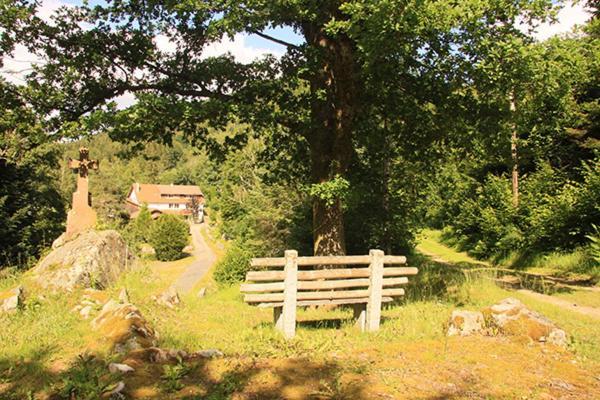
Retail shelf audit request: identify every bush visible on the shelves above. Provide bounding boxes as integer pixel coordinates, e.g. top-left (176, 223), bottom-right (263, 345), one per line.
top-left (213, 242), bottom-right (252, 286)
top-left (149, 214), bottom-right (189, 261)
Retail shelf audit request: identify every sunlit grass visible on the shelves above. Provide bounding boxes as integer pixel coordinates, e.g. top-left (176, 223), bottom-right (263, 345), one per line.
top-left (416, 228), bottom-right (487, 265)
top-left (1, 227), bottom-right (599, 398)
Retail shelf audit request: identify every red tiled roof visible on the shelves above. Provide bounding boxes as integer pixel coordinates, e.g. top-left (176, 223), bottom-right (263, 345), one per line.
top-left (128, 183), bottom-right (204, 205)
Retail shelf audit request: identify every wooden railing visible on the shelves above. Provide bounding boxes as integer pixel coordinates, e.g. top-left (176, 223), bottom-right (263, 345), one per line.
top-left (241, 249), bottom-right (418, 339)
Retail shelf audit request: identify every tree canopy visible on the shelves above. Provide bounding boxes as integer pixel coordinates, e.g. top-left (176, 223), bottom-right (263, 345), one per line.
top-left (2, 0), bottom-right (577, 256)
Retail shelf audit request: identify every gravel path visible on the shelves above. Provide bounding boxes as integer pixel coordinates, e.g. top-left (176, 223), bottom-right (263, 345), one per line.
top-left (173, 224), bottom-right (217, 293)
top-left (517, 289), bottom-right (600, 320)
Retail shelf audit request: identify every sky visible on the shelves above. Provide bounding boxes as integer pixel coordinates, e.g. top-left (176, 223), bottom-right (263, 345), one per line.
top-left (0, 0), bottom-right (592, 108)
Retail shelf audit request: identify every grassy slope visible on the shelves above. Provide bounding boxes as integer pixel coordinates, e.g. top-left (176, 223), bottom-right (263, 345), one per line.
top-left (1, 229), bottom-right (600, 399)
top-left (418, 228), bottom-right (600, 308)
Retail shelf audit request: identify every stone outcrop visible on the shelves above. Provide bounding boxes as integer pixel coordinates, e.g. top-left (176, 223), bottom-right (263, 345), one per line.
top-left (485, 297), bottom-right (568, 347)
top-left (72, 289), bottom-right (110, 319)
top-left (92, 300), bottom-right (157, 353)
top-left (447, 298), bottom-right (568, 347)
top-left (447, 310), bottom-right (485, 336)
top-left (153, 286), bottom-right (181, 309)
top-left (32, 230), bottom-right (134, 291)
top-left (126, 347), bottom-right (223, 364)
top-left (0, 286), bottom-right (23, 313)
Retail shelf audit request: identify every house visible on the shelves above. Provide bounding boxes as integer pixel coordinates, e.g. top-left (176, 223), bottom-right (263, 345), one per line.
top-left (126, 183), bottom-right (205, 222)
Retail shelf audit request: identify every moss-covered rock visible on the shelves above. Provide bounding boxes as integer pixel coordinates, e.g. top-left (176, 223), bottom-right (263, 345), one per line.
top-left (91, 300), bottom-right (157, 353)
top-left (32, 230), bottom-right (135, 291)
top-left (484, 297), bottom-right (568, 347)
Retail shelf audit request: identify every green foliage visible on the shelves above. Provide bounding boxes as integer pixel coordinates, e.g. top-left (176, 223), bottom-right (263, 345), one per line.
top-left (424, 156), bottom-right (600, 264)
top-left (213, 242), bottom-right (252, 286)
top-left (307, 176), bottom-right (350, 207)
top-left (586, 225), bottom-right (600, 265)
top-left (149, 215), bottom-right (189, 261)
top-left (123, 204), bottom-right (153, 252)
top-left (0, 80), bottom-right (66, 269)
top-left (160, 357), bottom-right (192, 393)
top-left (55, 354), bottom-right (117, 400)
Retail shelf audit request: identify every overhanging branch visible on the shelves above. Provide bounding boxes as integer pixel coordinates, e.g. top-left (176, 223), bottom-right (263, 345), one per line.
top-left (249, 30), bottom-right (301, 50)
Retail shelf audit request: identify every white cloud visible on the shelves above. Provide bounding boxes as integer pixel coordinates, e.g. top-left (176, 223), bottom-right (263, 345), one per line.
top-left (155, 32), bottom-right (283, 63)
top-left (201, 33), bottom-right (283, 63)
top-left (1, 0), bottom-right (70, 84)
top-left (519, 1), bottom-right (592, 41)
top-left (112, 92), bottom-right (137, 110)
top-left (1, 44), bottom-right (44, 85)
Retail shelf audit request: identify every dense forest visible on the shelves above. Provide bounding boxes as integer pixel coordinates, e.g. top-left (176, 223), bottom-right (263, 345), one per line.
top-left (0, 0), bottom-right (598, 277)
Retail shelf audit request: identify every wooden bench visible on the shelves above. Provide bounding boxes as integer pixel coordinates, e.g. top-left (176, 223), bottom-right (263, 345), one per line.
top-left (240, 249), bottom-right (418, 338)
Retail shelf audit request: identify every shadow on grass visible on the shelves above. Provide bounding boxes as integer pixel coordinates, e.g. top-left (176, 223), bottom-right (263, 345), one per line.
top-left (0, 347), bottom-right (371, 399)
top-left (0, 346), bottom-right (56, 398)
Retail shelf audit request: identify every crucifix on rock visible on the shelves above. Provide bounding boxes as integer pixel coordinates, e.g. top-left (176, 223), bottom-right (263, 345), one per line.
top-left (66, 147), bottom-right (99, 238)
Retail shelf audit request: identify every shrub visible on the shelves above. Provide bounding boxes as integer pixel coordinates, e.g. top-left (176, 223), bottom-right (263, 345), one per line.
top-left (213, 242), bottom-right (252, 286)
top-left (149, 214), bottom-right (189, 261)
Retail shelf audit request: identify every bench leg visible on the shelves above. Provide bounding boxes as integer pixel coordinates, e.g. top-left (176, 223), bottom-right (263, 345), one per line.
top-left (274, 306), bottom-right (283, 332)
top-left (353, 304), bottom-right (366, 332)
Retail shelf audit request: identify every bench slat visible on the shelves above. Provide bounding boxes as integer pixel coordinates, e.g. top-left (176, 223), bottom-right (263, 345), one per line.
top-left (244, 288), bottom-right (405, 303)
top-left (245, 267), bottom-right (418, 282)
top-left (251, 255), bottom-right (407, 267)
top-left (256, 296), bottom-right (395, 308)
top-left (241, 276), bottom-right (409, 293)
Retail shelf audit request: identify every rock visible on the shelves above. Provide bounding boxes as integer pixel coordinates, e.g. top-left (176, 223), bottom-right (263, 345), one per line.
top-left (32, 230), bottom-right (135, 291)
top-left (154, 287), bottom-right (180, 309)
top-left (82, 288), bottom-right (110, 304)
top-left (91, 300), bottom-right (157, 353)
top-left (108, 363), bottom-right (135, 374)
top-left (128, 347), bottom-right (222, 364)
top-left (118, 288), bottom-right (129, 304)
top-left (80, 305), bottom-right (93, 319)
top-left (102, 381), bottom-right (125, 398)
top-left (447, 310), bottom-right (485, 336)
top-left (485, 298), bottom-right (568, 347)
top-left (197, 287), bottom-right (206, 298)
top-left (140, 243), bottom-right (155, 256)
top-left (142, 347), bottom-right (188, 363)
top-left (183, 245), bottom-right (194, 253)
top-left (190, 349), bottom-right (224, 359)
top-left (0, 286), bottom-right (23, 313)
top-left (51, 232), bottom-right (68, 249)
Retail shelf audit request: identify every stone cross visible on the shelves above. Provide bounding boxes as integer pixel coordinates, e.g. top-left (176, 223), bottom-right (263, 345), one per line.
top-left (66, 147), bottom-right (99, 238)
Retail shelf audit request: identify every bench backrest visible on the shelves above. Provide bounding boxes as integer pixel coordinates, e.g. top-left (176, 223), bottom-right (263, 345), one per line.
top-left (241, 250), bottom-right (418, 307)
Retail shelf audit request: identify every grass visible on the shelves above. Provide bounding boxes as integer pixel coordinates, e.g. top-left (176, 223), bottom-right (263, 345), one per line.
top-left (416, 229), bottom-right (487, 266)
top-left (553, 289), bottom-right (600, 309)
top-left (1, 227), bottom-right (599, 398)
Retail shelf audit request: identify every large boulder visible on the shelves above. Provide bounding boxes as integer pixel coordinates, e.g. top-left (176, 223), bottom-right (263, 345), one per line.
top-left (485, 297), bottom-right (568, 347)
top-left (32, 230), bottom-right (134, 291)
top-left (91, 300), bottom-right (157, 353)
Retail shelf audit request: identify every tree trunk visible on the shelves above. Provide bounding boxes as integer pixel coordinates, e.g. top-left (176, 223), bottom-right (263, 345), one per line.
top-left (382, 117), bottom-right (392, 255)
top-left (510, 94), bottom-right (519, 207)
top-left (304, 22), bottom-right (359, 256)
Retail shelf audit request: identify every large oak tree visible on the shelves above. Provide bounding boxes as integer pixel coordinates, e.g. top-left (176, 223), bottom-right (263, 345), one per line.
top-left (1, 0), bottom-right (557, 255)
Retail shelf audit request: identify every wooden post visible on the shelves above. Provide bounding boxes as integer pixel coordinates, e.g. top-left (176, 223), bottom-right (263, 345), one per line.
top-left (353, 304), bottom-right (366, 331)
top-left (279, 250), bottom-right (298, 339)
top-left (366, 249), bottom-right (384, 332)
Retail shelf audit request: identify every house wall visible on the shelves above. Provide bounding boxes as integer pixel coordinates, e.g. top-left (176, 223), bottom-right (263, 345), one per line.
top-left (148, 202), bottom-right (184, 210)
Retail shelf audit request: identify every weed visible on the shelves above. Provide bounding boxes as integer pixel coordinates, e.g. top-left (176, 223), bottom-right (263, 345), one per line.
top-left (55, 353), bottom-right (117, 400)
top-left (205, 368), bottom-right (246, 400)
top-left (160, 357), bottom-right (193, 393)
